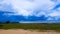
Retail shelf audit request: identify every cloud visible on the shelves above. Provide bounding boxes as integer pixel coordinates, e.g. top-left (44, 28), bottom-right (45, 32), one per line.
top-left (0, 0), bottom-right (60, 21)
top-left (8, 0), bottom-right (55, 16)
top-left (0, 0), bottom-right (13, 12)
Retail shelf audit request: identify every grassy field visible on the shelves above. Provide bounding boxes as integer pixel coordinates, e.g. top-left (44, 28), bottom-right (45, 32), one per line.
top-left (0, 23), bottom-right (60, 32)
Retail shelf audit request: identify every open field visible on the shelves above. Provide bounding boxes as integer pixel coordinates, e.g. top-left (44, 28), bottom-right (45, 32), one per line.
top-left (0, 29), bottom-right (60, 34)
top-left (0, 23), bottom-right (60, 34)
top-left (0, 23), bottom-right (60, 32)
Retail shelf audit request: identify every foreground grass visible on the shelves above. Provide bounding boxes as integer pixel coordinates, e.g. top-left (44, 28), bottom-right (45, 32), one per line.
top-left (0, 23), bottom-right (60, 32)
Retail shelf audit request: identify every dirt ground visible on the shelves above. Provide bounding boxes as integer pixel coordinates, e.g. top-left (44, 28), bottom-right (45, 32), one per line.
top-left (0, 29), bottom-right (60, 34)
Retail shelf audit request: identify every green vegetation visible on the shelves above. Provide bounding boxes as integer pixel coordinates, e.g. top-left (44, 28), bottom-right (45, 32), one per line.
top-left (0, 21), bottom-right (60, 32)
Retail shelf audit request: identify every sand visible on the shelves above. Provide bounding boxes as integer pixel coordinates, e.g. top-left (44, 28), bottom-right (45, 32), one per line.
top-left (0, 29), bottom-right (60, 34)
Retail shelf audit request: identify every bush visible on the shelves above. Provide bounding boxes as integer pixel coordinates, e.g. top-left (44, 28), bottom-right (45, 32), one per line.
top-left (0, 24), bottom-right (3, 29)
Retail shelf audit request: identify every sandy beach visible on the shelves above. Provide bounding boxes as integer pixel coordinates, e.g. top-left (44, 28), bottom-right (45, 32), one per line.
top-left (0, 29), bottom-right (60, 34)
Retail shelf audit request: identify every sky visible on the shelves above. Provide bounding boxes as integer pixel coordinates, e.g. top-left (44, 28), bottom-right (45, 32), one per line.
top-left (0, 0), bottom-right (60, 22)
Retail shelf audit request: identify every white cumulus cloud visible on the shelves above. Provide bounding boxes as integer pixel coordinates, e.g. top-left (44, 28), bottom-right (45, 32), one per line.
top-left (8, 0), bottom-right (55, 16)
top-left (0, 0), bottom-right (60, 20)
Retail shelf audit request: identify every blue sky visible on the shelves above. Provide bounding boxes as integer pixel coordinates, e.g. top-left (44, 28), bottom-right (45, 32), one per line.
top-left (0, 0), bottom-right (60, 22)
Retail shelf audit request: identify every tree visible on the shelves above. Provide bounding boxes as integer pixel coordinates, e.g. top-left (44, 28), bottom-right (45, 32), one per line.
top-left (5, 21), bottom-right (10, 24)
